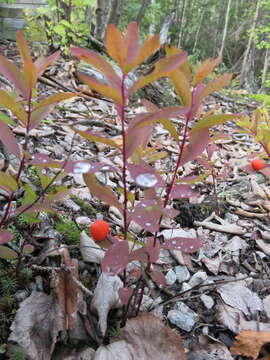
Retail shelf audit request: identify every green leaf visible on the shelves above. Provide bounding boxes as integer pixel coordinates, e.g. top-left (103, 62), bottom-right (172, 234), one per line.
top-left (0, 171), bottom-right (17, 193)
top-left (0, 245), bottom-right (18, 259)
top-left (71, 126), bottom-right (120, 148)
top-left (0, 90), bottom-right (27, 125)
top-left (191, 114), bottom-right (239, 132)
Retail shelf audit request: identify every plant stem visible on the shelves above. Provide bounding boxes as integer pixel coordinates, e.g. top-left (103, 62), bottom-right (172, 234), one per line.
top-left (120, 73), bottom-right (129, 240)
top-left (0, 90), bottom-right (33, 227)
top-left (153, 107), bottom-right (193, 247)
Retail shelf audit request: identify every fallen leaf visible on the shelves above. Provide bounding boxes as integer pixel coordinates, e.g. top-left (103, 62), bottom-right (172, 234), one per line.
top-left (91, 273), bottom-right (123, 335)
top-left (80, 231), bottom-right (104, 264)
top-left (217, 283), bottom-right (262, 315)
top-left (230, 330), bottom-right (270, 359)
top-left (94, 313), bottom-right (186, 359)
top-left (9, 291), bottom-right (63, 360)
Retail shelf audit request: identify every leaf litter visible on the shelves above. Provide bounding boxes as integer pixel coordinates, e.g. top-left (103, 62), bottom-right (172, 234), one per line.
top-left (1, 37), bottom-right (270, 360)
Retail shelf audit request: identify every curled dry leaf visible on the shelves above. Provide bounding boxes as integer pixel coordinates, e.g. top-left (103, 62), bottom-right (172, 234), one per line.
top-left (91, 273), bottom-right (123, 335)
top-left (8, 291), bottom-right (63, 360)
top-left (94, 313), bottom-right (186, 360)
top-left (80, 231), bottom-right (104, 264)
top-left (230, 330), bottom-right (270, 359)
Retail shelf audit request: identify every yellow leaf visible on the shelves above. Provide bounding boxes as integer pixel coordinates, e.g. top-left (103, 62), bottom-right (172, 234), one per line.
top-left (169, 69), bottom-right (191, 106)
top-left (198, 73), bottom-right (233, 101)
top-left (0, 90), bottom-right (27, 125)
top-left (71, 127), bottom-right (120, 148)
top-left (77, 72), bottom-right (122, 104)
top-left (193, 57), bottom-right (221, 86)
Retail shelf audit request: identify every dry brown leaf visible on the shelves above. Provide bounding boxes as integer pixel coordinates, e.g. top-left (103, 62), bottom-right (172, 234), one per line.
top-left (256, 239), bottom-right (270, 257)
top-left (8, 291), bottom-right (63, 360)
top-left (94, 313), bottom-right (186, 359)
top-left (230, 330), bottom-right (270, 359)
top-left (188, 343), bottom-right (233, 360)
top-left (91, 273), bottom-right (123, 335)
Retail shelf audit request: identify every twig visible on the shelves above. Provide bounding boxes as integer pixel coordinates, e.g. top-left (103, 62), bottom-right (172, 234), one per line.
top-left (32, 264), bottom-right (93, 296)
top-left (148, 275), bottom-right (251, 310)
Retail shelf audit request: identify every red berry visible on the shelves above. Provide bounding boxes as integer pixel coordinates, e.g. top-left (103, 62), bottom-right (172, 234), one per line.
top-left (90, 220), bottom-right (110, 242)
top-left (251, 158), bottom-right (265, 171)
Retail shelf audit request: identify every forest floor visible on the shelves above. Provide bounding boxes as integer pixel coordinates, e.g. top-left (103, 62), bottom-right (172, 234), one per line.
top-left (0, 39), bottom-right (270, 360)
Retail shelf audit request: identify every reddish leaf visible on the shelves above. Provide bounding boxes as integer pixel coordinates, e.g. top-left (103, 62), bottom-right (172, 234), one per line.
top-left (132, 106), bottom-right (188, 129)
top-left (179, 129), bottom-right (210, 166)
top-left (119, 287), bottom-right (133, 305)
top-left (125, 22), bottom-right (139, 65)
top-left (77, 72), bottom-right (122, 104)
top-left (126, 113), bottom-right (153, 158)
top-left (0, 55), bottom-right (28, 98)
top-left (64, 161), bottom-right (117, 174)
top-left (34, 51), bottom-right (60, 77)
top-left (162, 237), bottom-right (202, 253)
top-left (29, 104), bottom-right (54, 130)
top-left (0, 230), bottom-right (13, 244)
top-left (30, 153), bottom-right (60, 167)
top-left (101, 240), bottom-right (129, 275)
top-left (0, 120), bottom-right (21, 158)
top-left (71, 47), bottom-right (121, 90)
top-left (170, 184), bottom-right (199, 199)
top-left (150, 270), bottom-right (166, 286)
top-left (83, 173), bottom-right (122, 211)
top-left (128, 162), bottom-right (164, 188)
top-left (131, 200), bottom-right (163, 232)
top-left (130, 237), bottom-right (160, 263)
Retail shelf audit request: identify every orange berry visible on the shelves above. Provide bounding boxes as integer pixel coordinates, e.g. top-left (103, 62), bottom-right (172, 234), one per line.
top-left (251, 158), bottom-right (265, 171)
top-left (90, 220), bottom-right (110, 242)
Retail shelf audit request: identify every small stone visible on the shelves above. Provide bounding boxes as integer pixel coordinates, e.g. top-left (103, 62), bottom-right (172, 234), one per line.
top-left (168, 301), bottom-right (199, 331)
top-left (76, 216), bottom-right (91, 226)
top-left (165, 269), bottom-right (177, 285)
top-left (188, 271), bottom-right (207, 288)
top-left (174, 265), bottom-right (190, 283)
top-left (200, 294), bottom-right (214, 309)
top-left (181, 282), bottom-right (192, 292)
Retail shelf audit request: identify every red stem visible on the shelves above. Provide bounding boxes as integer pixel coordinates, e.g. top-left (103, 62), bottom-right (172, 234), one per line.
top-left (153, 104), bottom-right (193, 247)
top-left (120, 74), bottom-right (129, 240)
top-left (0, 90), bottom-right (33, 226)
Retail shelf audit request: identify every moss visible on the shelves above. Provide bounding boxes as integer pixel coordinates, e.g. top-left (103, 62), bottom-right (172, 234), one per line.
top-left (55, 217), bottom-right (81, 245)
top-left (70, 195), bottom-right (98, 216)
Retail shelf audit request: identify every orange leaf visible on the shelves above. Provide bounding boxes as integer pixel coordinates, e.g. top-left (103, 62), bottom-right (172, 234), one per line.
top-left (105, 24), bottom-right (127, 70)
top-left (16, 31), bottom-right (32, 65)
top-left (230, 330), bottom-right (270, 359)
top-left (125, 35), bottom-right (160, 72)
top-left (169, 69), bottom-right (191, 106)
top-left (198, 73), bottom-right (233, 101)
top-left (193, 57), bottom-right (222, 86)
top-left (129, 52), bottom-right (187, 94)
top-left (77, 72), bottom-right (122, 104)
